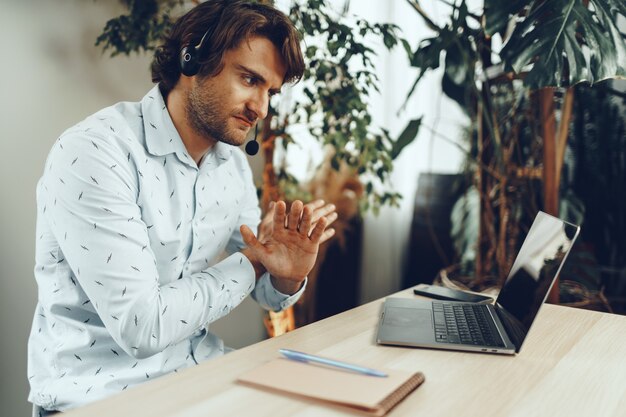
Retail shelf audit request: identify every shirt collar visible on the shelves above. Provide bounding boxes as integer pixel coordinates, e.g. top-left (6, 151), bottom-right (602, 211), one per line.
top-left (140, 84), bottom-right (233, 169)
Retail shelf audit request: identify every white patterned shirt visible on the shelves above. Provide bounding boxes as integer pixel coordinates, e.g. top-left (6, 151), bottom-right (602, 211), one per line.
top-left (28, 85), bottom-right (305, 411)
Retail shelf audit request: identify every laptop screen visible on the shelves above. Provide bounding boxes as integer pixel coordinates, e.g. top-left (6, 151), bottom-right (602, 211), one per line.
top-left (494, 211), bottom-right (580, 352)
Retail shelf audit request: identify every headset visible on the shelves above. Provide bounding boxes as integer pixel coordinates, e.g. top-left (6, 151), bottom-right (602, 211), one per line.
top-left (179, 0), bottom-right (227, 77)
top-left (179, 1), bottom-right (259, 155)
top-left (179, 29), bottom-right (212, 78)
top-left (246, 125), bottom-right (260, 155)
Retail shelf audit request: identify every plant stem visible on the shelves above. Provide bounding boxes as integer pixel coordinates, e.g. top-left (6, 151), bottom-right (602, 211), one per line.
top-left (405, 0), bottom-right (440, 32)
top-left (420, 124), bottom-right (505, 181)
top-left (437, 0), bottom-right (482, 22)
top-left (555, 88), bottom-right (574, 189)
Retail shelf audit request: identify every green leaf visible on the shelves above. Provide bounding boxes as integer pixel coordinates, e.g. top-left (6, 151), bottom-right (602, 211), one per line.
top-left (382, 30), bottom-right (398, 49)
top-left (410, 36), bottom-right (445, 69)
top-left (442, 72), bottom-right (468, 110)
top-left (401, 36), bottom-right (447, 110)
top-left (94, 0), bottom-right (183, 56)
top-left (391, 118), bottom-right (422, 160)
top-left (400, 38), bottom-right (413, 58)
top-left (484, 0), bottom-right (529, 36)
top-left (450, 186), bottom-right (480, 271)
top-left (501, 0), bottom-right (626, 88)
top-left (444, 40), bottom-right (468, 86)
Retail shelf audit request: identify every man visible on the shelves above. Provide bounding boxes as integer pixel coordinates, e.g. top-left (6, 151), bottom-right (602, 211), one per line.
top-left (28, 1), bottom-right (337, 413)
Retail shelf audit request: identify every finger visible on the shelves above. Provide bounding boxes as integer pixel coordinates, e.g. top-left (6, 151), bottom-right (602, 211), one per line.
top-left (240, 225), bottom-right (261, 250)
top-left (311, 203), bottom-right (336, 223)
top-left (308, 211), bottom-right (338, 237)
top-left (309, 216), bottom-right (328, 243)
top-left (273, 201), bottom-right (287, 232)
top-left (324, 211), bottom-right (338, 227)
top-left (299, 205), bottom-right (312, 237)
top-left (319, 227), bottom-right (336, 244)
top-left (287, 200), bottom-right (303, 231)
top-left (263, 201), bottom-right (275, 222)
top-left (305, 199), bottom-right (325, 212)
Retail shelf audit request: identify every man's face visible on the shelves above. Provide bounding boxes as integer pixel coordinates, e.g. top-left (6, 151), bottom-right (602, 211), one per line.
top-left (185, 36), bottom-right (287, 147)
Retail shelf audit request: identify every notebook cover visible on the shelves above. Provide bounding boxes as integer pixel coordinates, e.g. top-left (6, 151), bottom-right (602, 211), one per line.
top-left (237, 358), bottom-right (425, 416)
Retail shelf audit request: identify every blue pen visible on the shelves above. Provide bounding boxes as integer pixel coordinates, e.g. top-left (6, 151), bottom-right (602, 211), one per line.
top-left (279, 349), bottom-right (388, 378)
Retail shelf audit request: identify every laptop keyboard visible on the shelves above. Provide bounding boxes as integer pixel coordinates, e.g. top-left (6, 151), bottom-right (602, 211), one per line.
top-left (433, 303), bottom-right (505, 347)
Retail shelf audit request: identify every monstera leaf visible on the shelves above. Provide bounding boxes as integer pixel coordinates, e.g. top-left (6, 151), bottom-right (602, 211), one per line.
top-left (484, 0), bottom-right (528, 36)
top-left (493, 0), bottom-right (626, 88)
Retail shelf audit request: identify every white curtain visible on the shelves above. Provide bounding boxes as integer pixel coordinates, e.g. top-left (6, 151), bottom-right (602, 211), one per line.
top-left (345, 0), bottom-right (470, 303)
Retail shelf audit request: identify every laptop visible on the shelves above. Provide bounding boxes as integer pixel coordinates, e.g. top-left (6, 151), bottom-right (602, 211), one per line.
top-left (377, 211), bottom-right (580, 355)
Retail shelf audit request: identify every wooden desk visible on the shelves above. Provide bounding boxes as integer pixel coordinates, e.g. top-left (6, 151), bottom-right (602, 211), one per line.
top-left (64, 289), bottom-right (626, 417)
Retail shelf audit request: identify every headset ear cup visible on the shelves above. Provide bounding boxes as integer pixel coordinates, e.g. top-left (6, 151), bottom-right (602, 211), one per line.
top-left (180, 46), bottom-right (200, 77)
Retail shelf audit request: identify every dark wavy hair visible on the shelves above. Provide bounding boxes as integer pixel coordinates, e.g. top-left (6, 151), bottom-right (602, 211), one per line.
top-left (151, 0), bottom-right (305, 95)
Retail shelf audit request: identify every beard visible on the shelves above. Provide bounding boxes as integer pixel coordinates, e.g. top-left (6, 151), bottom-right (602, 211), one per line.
top-left (185, 79), bottom-right (255, 147)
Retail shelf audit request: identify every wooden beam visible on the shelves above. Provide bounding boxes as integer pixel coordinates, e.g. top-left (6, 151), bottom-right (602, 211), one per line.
top-left (539, 88), bottom-right (558, 215)
top-left (555, 88), bottom-right (574, 188)
top-left (538, 87), bottom-right (559, 303)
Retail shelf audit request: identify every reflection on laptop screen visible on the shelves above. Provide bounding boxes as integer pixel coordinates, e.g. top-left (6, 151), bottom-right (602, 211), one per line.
top-left (495, 212), bottom-right (580, 352)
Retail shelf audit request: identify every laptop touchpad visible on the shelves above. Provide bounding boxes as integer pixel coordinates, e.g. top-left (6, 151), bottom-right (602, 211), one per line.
top-left (383, 307), bottom-right (432, 328)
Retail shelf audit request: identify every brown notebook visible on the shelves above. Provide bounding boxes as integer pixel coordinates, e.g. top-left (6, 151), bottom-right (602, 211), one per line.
top-left (237, 358), bottom-right (425, 416)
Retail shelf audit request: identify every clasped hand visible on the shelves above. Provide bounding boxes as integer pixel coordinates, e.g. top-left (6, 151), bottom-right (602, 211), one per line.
top-left (240, 200), bottom-right (337, 294)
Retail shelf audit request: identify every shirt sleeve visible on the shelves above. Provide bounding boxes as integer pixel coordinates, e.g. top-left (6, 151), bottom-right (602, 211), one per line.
top-left (224, 152), bottom-right (306, 312)
top-left (253, 273), bottom-right (307, 311)
top-left (42, 132), bottom-right (257, 359)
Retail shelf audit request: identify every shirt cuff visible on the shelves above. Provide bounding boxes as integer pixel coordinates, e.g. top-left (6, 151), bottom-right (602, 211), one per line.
top-left (253, 272), bottom-right (307, 312)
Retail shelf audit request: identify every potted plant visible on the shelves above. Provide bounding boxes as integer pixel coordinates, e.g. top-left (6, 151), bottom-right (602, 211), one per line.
top-left (402, 0), bottom-right (626, 302)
